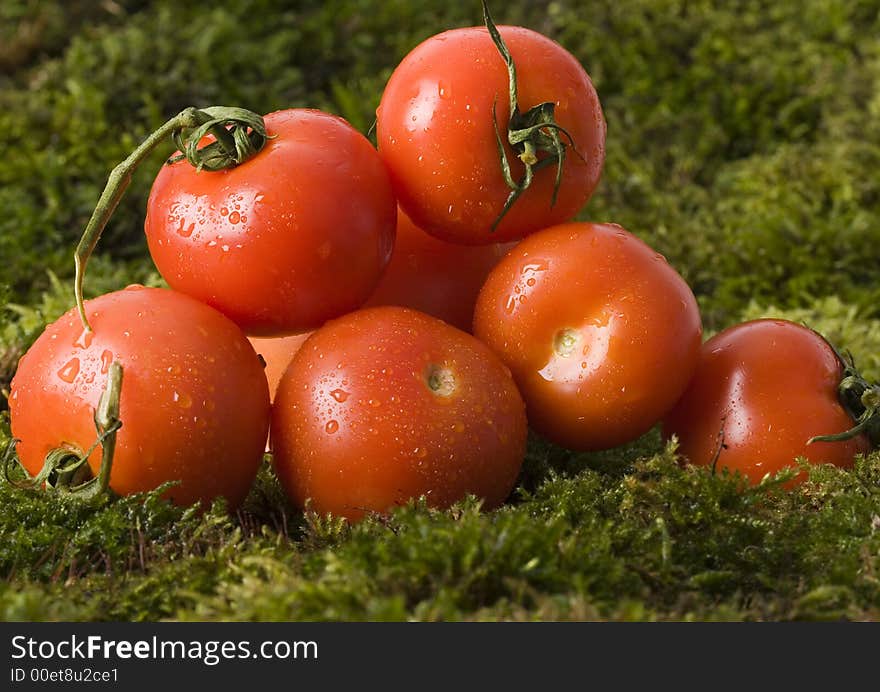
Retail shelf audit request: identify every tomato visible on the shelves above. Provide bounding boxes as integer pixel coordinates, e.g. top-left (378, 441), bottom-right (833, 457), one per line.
top-left (145, 109), bottom-right (397, 336)
top-left (271, 306), bottom-right (528, 521)
top-left (364, 208), bottom-right (514, 331)
top-left (9, 286), bottom-right (270, 507)
top-left (663, 319), bottom-right (873, 484)
top-left (473, 222), bottom-right (702, 451)
top-left (376, 22), bottom-right (605, 245)
top-left (247, 332), bottom-right (311, 401)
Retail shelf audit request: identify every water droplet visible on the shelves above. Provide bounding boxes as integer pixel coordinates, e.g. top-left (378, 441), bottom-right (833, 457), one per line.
top-left (228, 211), bottom-right (241, 224)
top-left (100, 350), bottom-right (113, 374)
top-left (173, 391), bottom-right (192, 408)
top-left (330, 388), bottom-right (349, 403)
top-left (220, 207), bottom-right (229, 216)
top-left (526, 278), bottom-right (536, 287)
top-left (57, 358), bottom-right (80, 383)
top-left (414, 447), bottom-right (428, 458)
top-left (73, 329), bottom-right (93, 349)
top-left (167, 364), bottom-right (181, 375)
top-left (368, 398), bottom-right (381, 408)
top-left (505, 295), bottom-right (517, 313)
top-left (452, 421), bottom-right (465, 433)
top-left (177, 218), bottom-right (195, 237)
top-left (325, 419), bottom-right (339, 434)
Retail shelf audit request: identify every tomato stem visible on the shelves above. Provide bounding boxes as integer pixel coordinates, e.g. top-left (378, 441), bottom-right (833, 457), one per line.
top-left (482, 0), bottom-right (580, 232)
top-left (3, 362), bottom-right (124, 502)
top-left (808, 349), bottom-right (880, 448)
top-left (74, 106), bottom-right (269, 332)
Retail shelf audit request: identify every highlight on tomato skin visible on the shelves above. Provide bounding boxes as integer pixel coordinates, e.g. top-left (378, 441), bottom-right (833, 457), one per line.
top-left (363, 207), bottom-right (515, 332)
top-left (9, 286), bottom-right (271, 509)
top-left (376, 23), bottom-right (606, 245)
top-left (662, 319), bottom-right (873, 485)
top-left (145, 108), bottom-right (397, 337)
top-left (473, 221), bottom-right (702, 452)
top-left (270, 305), bottom-right (528, 522)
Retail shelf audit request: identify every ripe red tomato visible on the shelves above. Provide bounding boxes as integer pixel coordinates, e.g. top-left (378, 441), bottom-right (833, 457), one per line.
top-left (145, 109), bottom-right (397, 336)
top-left (364, 208), bottom-right (514, 331)
top-left (271, 306), bottom-right (528, 521)
top-left (663, 319), bottom-right (872, 484)
top-left (473, 222), bottom-right (702, 451)
top-left (376, 23), bottom-right (605, 245)
top-left (9, 286), bottom-right (270, 507)
top-left (247, 332), bottom-right (311, 401)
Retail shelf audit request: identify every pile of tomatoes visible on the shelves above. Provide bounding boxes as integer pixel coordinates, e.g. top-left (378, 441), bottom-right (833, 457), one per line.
top-left (8, 5), bottom-right (878, 520)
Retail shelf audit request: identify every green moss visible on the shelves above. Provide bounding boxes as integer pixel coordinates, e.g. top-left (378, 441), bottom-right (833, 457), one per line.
top-left (3, 0), bottom-right (880, 622)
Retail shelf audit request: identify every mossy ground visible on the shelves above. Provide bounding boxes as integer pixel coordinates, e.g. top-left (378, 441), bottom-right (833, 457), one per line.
top-left (2, 0), bottom-right (880, 621)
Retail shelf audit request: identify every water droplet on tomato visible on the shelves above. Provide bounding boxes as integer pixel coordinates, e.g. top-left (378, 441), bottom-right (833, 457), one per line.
top-left (330, 389), bottom-right (349, 402)
top-left (177, 218), bottom-right (195, 237)
top-left (452, 421), bottom-right (465, 433)
top-left (228, 211), bottom-right (241, 224)
top-left (505, 296), bottom-right (517, 313)
top-left (73, 328), bottom-right (93, 350)
top-left (220, 207), bottom-right (229, 216)
top-left (57, 358), bottom-right (80, 383)
top-left (325, 419), bottom-right (339, 434)
top-left (100, 350), bottom-right (113, 374)
top-left (173, 391), bottom-right (192, 408)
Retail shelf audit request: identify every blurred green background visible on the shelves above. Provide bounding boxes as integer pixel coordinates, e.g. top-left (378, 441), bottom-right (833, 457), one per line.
top-left (2, 0), bottom-right (880, 621)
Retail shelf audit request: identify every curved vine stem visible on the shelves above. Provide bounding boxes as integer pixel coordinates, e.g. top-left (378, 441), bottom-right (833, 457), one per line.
top-left (3, 361), bottom-right (124, 503)
top-left (807, 339), bottom-right (880, 448)
top-left (74, 106), bottom-right (269, 332)
top-left (482, 0), bottom-right (583, 232)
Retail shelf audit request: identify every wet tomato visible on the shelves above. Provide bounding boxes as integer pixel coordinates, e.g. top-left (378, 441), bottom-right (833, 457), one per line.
top-left (663, 319), bottom-right (873, 484)
top-left (473, 221), bottom-right (702, 451)
top-left (364, 208), bottom-right (514, 331)
top-left (271, 306), bottom-right (527, 521)
top-left (9, 286), bottom-right (270, 507)
top-left (376, 21), bottom-right (605, 244)
top-left (145, 109), bottom-right (397, 336)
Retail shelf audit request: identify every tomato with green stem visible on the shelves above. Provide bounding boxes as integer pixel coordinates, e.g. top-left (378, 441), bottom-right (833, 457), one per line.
top-left (473, 221), bottom-right (702, 451)
top-left (663, 319), bottom-right (877, 484)
top-left (271, 306), bottom-right (528, 521)
top-left (146, 109), bottom-right (397, 335)
top-left (375, 2), bottom-right (605, 245)
top-left (73, 106), bottom-right (396, 338)
top-left (8, 286), bottom-right (270, 507)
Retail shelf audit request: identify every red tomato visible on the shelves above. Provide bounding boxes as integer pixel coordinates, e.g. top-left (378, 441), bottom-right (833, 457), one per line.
top-left (247, 332), bottom-right (311, 401)
top-left (271, 306), bottom-right (528, 521)
top-left (663, 319), bottom-right (872, 484)
top-left (9, 286), bottom-right (270, 507)
top-left (364, 208), bottom-right (514, 331)
top-left (376, 23), bottom-right (605, 245)
top-left (145, 109), bottom-right (397, 336)
top-left (473, 222), bottom-right (702, 451)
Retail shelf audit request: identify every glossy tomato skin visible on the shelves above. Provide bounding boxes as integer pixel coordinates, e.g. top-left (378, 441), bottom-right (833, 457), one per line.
top-left (364, 208), bottom-right (514, 331)
top-left (376, 26), bottom-right (605, 245)
top-left (145, 109), bottom-right (396, 336)
top-left (663, 319), bottom-right (870, 484)
top-left (9, 287), bottom-right (270, 507)
top-left (271, 306), bottom-right (528, 521)
top-left (247, 332), bottom-right (311, 402)
top-left (473, 222), bottom-right (702, 451)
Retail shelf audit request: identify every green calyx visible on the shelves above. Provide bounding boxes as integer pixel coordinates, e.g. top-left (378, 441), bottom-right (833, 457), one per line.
top-left (808, 349), bottom-right (880, 448)
top-left (4, 362), bottom-right (124, 503)
top-left (74, 106), bottom-right (269, 332)
top-left (482, 0), bottom-right (579, 232)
